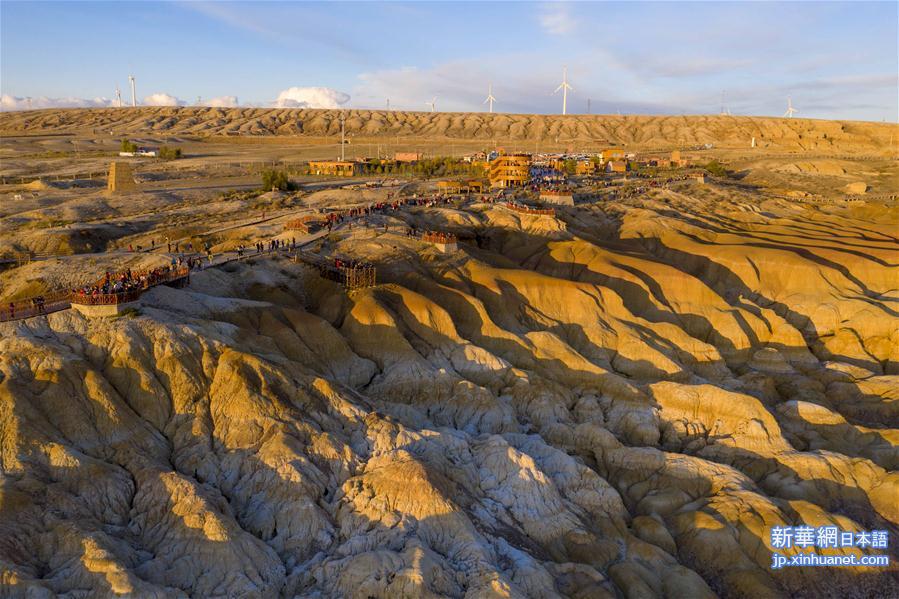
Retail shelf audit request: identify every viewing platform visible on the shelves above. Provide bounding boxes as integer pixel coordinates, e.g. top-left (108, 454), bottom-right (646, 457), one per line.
top-left (69, 266), bottom-right (190, 318)
top-left (421, 231), bottom-right (459, 253)
top-left (294, 251), bottom-right (376, 291)
top-left (70, 289), bottom-right (144, 317)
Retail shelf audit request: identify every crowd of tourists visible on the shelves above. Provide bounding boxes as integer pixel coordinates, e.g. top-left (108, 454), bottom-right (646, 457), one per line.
top-left (332, 257), bottom-right (373, 271)
top-left (72, 265), bottom-right (185, 300)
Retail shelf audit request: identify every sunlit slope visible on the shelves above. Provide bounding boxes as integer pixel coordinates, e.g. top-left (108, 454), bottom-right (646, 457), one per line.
top-left (1, 193), bottom-right (897, 597)
top-left (1, 107), bottom-right (895, 153)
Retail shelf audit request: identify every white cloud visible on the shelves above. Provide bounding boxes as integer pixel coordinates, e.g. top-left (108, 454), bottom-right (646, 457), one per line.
top-left (538, 3), bottom-right (575, 35)
top-left (0, 94), bottom-right (113, 111)
top-left (206, 95), bottom-right (240, 107)
top-left (143, 93), bottom-right (184, 107)
top-left (274, 86), bottom-right (349, 109)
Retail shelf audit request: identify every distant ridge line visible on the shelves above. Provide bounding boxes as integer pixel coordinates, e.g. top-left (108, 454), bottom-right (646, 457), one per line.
top-left (0, 107), bottom-right (893, 154)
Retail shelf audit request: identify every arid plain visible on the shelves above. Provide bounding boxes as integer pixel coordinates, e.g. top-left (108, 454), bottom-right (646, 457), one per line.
top-left (1, 108), bottom-right (897, 598)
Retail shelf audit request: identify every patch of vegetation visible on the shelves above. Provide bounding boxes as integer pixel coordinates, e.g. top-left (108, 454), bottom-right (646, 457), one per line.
top-left (114, 307), bottom-right (142, 319)
top-left (219, 189), bottom-right (263, 202)
top-left (353, 156), bottom-right (485, 178)
top-left (631, 165), bottom-right (659, 177)
top-left (22, 218), bottom-right (72, 230)
top-left (158, 146), bottom-right (183, 160)
top-left (704, 160), bottom-right (731, 177)
top-left (261, 168), bottom-right (296, 191)
top-left (121, 139), bottom-right (138, 153)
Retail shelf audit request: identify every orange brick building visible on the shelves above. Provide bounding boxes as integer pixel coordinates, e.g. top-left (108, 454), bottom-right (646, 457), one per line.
top-left (488, 153), bottom-right (531, 188)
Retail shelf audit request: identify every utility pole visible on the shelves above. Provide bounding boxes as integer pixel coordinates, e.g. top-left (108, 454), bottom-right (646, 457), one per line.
top-left (339, 111), bottom-right (346, 161)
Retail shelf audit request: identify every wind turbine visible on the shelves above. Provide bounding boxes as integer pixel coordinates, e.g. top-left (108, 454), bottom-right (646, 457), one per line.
top-left (554, 66), bottom-right (573, 115)
top-left (128, 75), bottom-right (136, 107)
top-left (720, 90), bottom-right (730, 116)
top-left (426, 97), bottom-right (437, 112)
top-left (484, 84), bottom-right (496, 113)
top-left (784, 97), bottom-right (798, 118)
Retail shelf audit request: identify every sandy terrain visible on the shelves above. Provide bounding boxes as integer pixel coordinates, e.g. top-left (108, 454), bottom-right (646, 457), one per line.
top-left (1, 107), bottom-right (896, 154)
top-left (0, 110), bottom-right (897, 598)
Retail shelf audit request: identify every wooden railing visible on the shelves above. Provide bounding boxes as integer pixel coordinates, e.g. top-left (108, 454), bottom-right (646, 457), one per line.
top-left (70, 289), bottom-right (143, 306)
top-left (87, 266), bottom-right (189, 289)
top-left (421, 231), bottom-right (458, 244)
top-left (1, 267), bottom-right (189, 322)
top-left (503, 202), bottom-right (556, 216)
top-left (1, 289), bottom-right (74, 321)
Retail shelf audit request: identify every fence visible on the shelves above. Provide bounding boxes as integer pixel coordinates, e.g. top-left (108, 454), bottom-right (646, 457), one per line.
top-left (70, 289), bottom-right (143, 306)
top-left (85, 266), bottom-right (190, 290)
top-left (1, 289), bottom-right (73, 322)
top-left (1, 171), bottom-right (108, 186)
top-left (503, 202), bottom-right (556, 216)
top-left (421, 231), bottom-right (458, 244)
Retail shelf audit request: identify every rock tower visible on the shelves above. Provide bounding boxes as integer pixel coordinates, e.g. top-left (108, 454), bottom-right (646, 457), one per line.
top-left (107, 161), bottom-right (136, 193)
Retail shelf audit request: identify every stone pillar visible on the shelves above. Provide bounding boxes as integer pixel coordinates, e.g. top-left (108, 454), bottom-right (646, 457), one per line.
top-left (107, 162), bottom-right (137, 193)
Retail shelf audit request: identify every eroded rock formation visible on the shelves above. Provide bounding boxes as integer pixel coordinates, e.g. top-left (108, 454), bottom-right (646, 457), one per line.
top-left (1, 193), bottom-right (897, 597)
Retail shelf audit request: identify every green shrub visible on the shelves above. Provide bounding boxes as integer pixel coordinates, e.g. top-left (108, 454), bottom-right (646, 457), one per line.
top-left (121, 139), bottom-right (138, 153)
top-left (704, 160), bottom-right (730, 177)
top-left (261, 168), bottom-right (294, 191)
top-left (159, 146), bottom-right (182, 160)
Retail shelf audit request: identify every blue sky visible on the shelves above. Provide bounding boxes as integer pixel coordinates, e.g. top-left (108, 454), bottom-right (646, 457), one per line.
top-left (1, 1), bottom-right (896, 121)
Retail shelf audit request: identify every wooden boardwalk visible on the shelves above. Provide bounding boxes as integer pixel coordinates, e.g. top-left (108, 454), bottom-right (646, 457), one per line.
top-left (2, 267), bottom-right (190, 322)
top-left (0, 190), bottom-right (478, 322)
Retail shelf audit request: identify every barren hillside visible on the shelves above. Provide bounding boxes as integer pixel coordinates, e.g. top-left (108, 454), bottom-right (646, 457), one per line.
top-left (1, 108), bottom-right (896, 153)
top-left (2, 185), bottom-right (898, 597)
